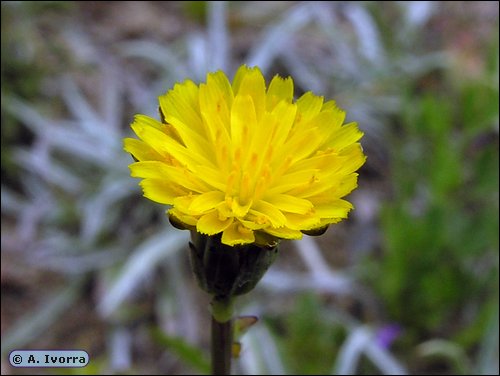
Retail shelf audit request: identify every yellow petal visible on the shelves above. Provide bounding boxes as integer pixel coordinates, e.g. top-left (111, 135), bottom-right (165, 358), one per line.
top-left (206, 70), bottom-right (234, 110)
top-left (285, 213), bottom-right (321, 230)
top-left (274, 127), bottom-right (322, 166)
top-left (239, 217), bottom-right (268, 230)
top-left (139, 178), bottom-right (187, 204)
top-left (309, 173), bottom-right (359, 201)
top-left (268, 100), bottom-right (297, 148)
top-left (191, 165), bottom-right (227, 191)
top-left (250, 201), bottom-right (286, 227)
top-left (231, 199), bottom-right (253, 218)
top-left (305, 173), bottom-right (359, 203)
top-left (296, 92), bottom-right (324, 125)
top-left (189, 191), bottom-right (225, 214)
top-left (132, 120), bottom-right (213, 171)
top-left (124, 138), bottom-right (164, 161)
top-left (173, 195), bottom-right (194, 210)
top-left (314, 199), bottom-right (353, 219)
top-left (263, 226), bottom-right (303, 239)
top-left (199, 74), bottom-right (232, 137)
top-left (313, 110), bottom-right (345, 145)
top-left (266, 169), bottom-right (319, 195)
top-left (288, 172), bottom-right (342, 199)
top-left (197, 210), bottom-right (233, 235)
top-left (277, 109), bottom-right (344, 166)
top-left (159, 80), bottom-right (205, 137)
top-left (221, 222), bottom-right (255, 246)
top-left (168, 208), bottom-right (198, 226)
top-left (265, 194), bottom-right (313, 214)
top-left (286, 151), bottom-right (344, 174)
top-left (321, 100), bottom-right (341, 112)
top-left (247, 112), bottom-right (275, 168)
top-left (317, 217), bottom-right (343, 227)
top-left (231, 94), bottom-right (257, 153)
top-left (232, 66), bottom-right (266, 120)
top-left (326, 122), bottom-right (364, 151)
top-left (129, 161), bottom-right (209, 193)
top-left (165, 115), bottom-right (215, 164)
top-left (132, 114), bottom-right (166, 132)
top-left (231, 65), bottom-right (250, 94)
top-left (335, 173), bottom-right (359, 198)
top-left (199, 83), bottom-right (233, 172)
top-left (267, 75), bottom-right (293, 110)
top-left (336, 143), bottom-right (367, 175)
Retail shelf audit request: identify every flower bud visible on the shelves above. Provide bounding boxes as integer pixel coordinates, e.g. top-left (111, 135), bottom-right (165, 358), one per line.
top-left (189, 232), bottom-right (279, 299)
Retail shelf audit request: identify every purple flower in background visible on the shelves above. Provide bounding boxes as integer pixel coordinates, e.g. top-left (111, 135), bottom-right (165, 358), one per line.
top-left (376, 324), bottom-right (402, 348)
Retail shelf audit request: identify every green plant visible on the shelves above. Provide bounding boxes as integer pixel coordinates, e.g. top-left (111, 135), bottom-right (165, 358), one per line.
top-left (375, 40), bottom-right (498, 370)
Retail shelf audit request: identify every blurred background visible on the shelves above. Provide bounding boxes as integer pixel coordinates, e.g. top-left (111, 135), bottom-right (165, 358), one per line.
top-left (1, 1), bottom-right (498, 375)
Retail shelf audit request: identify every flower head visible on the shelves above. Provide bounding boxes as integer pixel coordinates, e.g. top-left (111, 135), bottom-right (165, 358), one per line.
top-left (124, 65), bottom-right (366, 246)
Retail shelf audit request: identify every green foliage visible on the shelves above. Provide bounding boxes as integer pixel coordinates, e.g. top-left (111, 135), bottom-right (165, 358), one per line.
top-left (1, 2), bottom-right (74, 185)
top-left (275, 294), bottom-right (346, 375)
top-left (182, 1), bottom-right (208, 22)
top-left (375, 52), bottom-right (499, 343)
top-left (151, 327), bottom-right (210, 374)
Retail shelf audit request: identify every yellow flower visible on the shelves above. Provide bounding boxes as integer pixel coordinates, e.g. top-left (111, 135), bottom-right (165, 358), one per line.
top-left (124, 65), bottom-right (366, 246)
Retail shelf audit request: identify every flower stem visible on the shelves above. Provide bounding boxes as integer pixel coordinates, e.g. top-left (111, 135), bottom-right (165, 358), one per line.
top-left (211, 297), bottom-right (233, 375)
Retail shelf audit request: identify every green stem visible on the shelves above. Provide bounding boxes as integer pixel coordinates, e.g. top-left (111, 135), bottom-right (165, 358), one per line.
top-left (211, 297), bottom-right (234, 375)
top-left (211, 316), bottom-right (233, 375)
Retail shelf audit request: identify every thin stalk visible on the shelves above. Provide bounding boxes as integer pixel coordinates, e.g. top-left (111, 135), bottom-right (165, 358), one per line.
top-left (211, 316), bottom-right (233, 375)
top-left (211, 296), bottom-right (234, 375)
